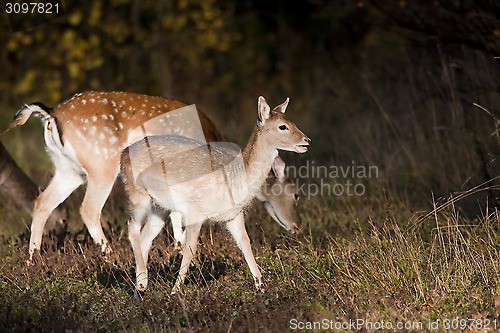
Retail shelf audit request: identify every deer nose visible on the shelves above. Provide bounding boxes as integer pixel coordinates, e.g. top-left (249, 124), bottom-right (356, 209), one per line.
top-left (288, 223), bottom-right (303, 235)
top-left (303, 136), bottom-right (311, 143)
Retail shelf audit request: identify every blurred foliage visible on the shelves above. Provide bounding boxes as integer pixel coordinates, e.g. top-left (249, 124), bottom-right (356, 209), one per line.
top-left (367, 0), bottom-right (500, 55)
top-left (3, 1), bottom-right (497, 105)
top-left (2, 0), bottom-right (238, 104)
top-left (1, 0), bottom-right (499, 215)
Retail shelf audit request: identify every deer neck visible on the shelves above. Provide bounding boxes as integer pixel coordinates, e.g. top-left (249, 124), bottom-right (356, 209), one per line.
top-left (242, 127), bottom-right (278, 200)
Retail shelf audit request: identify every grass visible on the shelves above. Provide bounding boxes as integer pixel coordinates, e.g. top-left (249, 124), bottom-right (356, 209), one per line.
top-left (0, 187), bottom-right (499, 332)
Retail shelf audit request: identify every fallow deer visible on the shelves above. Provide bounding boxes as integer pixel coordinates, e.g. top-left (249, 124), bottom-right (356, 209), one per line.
top-left (258, 157), bottom-right (302, 233)
top-left (0, 141), bottom-right (67, 235)
top-left (9, 92), bottom-right (301, 261)
top-left (121, 96), bottom-right (310, 292)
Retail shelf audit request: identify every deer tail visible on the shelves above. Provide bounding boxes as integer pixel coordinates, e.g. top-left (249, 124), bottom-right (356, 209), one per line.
top-left (2, 103), bottom-right (52, 135)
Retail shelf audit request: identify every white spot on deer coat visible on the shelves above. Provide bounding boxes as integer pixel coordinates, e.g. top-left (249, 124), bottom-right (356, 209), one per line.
top-left (75, 130), bottom-right (85, 139)
top-left (91, 115), bottom-right (98, 122)
top-left (103, 126), bottom-right (112, 134)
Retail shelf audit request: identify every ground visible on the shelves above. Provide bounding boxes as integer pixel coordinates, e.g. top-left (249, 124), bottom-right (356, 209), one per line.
top-left (0, 192), bottom-right (499, 332)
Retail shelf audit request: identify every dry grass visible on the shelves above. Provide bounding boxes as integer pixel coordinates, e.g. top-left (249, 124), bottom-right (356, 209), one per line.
top-left (0, 185), bottom-right (499, 332)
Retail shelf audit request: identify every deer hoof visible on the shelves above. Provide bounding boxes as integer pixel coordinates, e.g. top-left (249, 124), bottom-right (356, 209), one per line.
top-left (255, 278), bottom-right (265, 293)
top-left (136, 273), bottom-right (148, 292)
top-left (173, 241), bottom-right (184, 253)
top-left (136, 282), bottom-right (147, 292)
top-left (27, 248), bottom-right (39, 266)
top-left (170, 286), bottom-right (179, 295)
top-left (102, 243), bottom-right (112, 256)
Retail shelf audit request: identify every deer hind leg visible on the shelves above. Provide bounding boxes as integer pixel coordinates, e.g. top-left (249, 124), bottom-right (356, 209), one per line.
top-left (29, 170), bottom-right (84, 262)
top-left (226, 213), bottom-right (263, 291)
top-left (79, 168), bottom-right (118, 255)
top-left (171, 221), bottom-right (202, 294)
top-left (140, 213), bottom-right (165, 264)
top-left (170, 212), bottom-right (186, 252)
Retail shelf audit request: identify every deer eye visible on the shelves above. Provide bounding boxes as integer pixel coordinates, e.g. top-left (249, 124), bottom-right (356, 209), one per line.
top-left (294, 194), bottom-right (299, 201)
top-left (279, 125), bottom-right (288, 130)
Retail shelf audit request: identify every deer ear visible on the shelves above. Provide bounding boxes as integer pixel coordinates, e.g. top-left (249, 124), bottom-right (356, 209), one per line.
top-left (272, 156), bottom-right (286, 182)
top-left (272, 97), bottom-right (289, 114)
top-left (258, 96), bottom-right (271, 125)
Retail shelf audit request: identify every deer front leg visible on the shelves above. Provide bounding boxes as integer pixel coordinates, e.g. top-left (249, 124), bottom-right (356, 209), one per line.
top-left (171, 221), bottom-right (202, 294)
top-left (129, 219), bottom-right (147, 292)
top-left (128, 199), bottom-right (151, 292)
top-left (170, 212), bottom-right (185, 252)
top-left (226, 213), bottom-right (263, 292)
top-left (29, 171), bottom-right (83, 262)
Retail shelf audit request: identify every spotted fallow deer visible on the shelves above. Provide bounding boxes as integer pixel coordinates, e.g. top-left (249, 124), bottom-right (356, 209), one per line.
top-left (121, 96), bottom-right (310, 292)
top-left (0, 141), bottom-right (68, 234)
top-left (9, 91), bottom-right (302, 261)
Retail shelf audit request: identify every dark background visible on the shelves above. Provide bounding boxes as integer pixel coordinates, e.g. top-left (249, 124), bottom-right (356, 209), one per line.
top-left (1, 0), bottom-right (499, 216)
